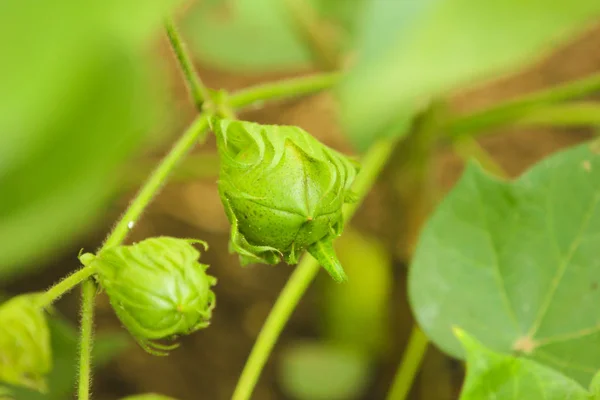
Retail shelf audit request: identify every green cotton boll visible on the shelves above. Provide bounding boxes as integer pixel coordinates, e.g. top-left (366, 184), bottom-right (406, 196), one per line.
top-left (83, 237), bottom-right (217, 356)
top-left (213, 118), bottom-right (359, 282)
top-left (0, 293), bottom-right (51, 392)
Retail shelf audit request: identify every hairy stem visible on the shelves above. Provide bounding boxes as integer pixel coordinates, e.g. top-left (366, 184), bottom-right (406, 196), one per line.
top-left (232, 138), bottom-right (397, 400)
top-left (448, 72), bottom-right (600, 137)
top-left (165, 17), bottom-right (211, 111)
top-left (39, 115), bottom-right (211, 311)
top-left (104, 115), bottom-right (210, 248)
top-left (229, 72), bottom-right (341, 110)
top-left (453, 136), bottom-right (509, 179)
top-left (77, 279), bottom-right (96, 400)
top-left (386, 326), bottom-right (429, 400)
top-left (39, 266), bottom-right (96, 308)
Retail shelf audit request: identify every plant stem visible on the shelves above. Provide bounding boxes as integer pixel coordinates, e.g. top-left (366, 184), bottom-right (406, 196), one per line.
top-left (453, 136), bottom-right (509, 179)
top-left (511, 102), bottom-right (600, 127)
top-left (448, 72), bottom-right (600, 137)
top-left (386, 326), bottom-right (429, 400)
top-left (165, 17), bottom-right (211, 112)
top-left (38, 266), bottom-right (96, 308)
top-left (229, 72), bottom-right (341, 110)
top-left (104, 114), bottom-right (210, 248)
top-left (232, 137), bottom-right (397, 400)
top-left (77, 279), bottom-right (95, 400)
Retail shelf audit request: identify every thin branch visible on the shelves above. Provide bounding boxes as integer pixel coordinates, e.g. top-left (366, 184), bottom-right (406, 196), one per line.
top-left (229, 72), bottom-right (341, 110)
top-left (165, 17), bottom-right (211, 111)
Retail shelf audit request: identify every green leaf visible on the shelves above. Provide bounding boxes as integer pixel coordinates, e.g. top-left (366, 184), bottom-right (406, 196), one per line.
top-left (455, 329), bottom-right (590, 400)
top-left (0, 386), bottom-right (13, 400)
top-left (182, 0), bottom-right (363, 73)
top-left (278, 341), bottom-right (372, 400)
top-left (0, 0), bottom-right (174, 277)
top-left (590, 370), bottom-right (600, 398)
top-left (182, 0), bottom-right (312, 72)
top-left (338, 0), bottom-right (600, 149)
top-left (8, 316), bottom-right (130, 400)
top-left (409, 142), bottom-right (600, 386)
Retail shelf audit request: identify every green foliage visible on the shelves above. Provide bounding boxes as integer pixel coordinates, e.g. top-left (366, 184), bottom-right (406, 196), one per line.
top-left (338, 0), bottom-right (600, 149)
top-left (183, 0), bottom-right (310, 72)
top-left (0, 0), bottom-right (175, 277)
top-left (279, 341), bottom-right (371, 400)
top-left (182, 0), bottom-right (363, 72)
top-left (589, 370), bottom-right (600, 398)
top-left (213, 118), bottom-right (359, 282)
top-left (409, 142), bottom-right (600, 386)
top-left (0, 387), bottom-right (11, 400)
top-left (455, 329), bottom-right (591, 400)
top-left (0, 294), bottom-right (51, 392)
top-left (87, 237), bottom-right (217, 355)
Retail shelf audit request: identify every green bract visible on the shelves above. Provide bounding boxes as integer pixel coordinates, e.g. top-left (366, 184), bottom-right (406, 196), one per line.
top-left (0, 294), bottom-right (51, 392)
top-left (82, 237), bottom-right (217, 355)
top-left (213, 118), bottom-right (359, 282)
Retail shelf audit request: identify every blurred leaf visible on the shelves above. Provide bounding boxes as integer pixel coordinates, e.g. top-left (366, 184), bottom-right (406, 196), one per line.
top-left (8, 316), bottom-right (130, 400)
top-left (323, 227), bottom-right (392, 355)
top-left (311, 0), bottom-right (367, 39)
top-left (279, 341), bottom-right (371, 400)
top-left (456, 329), bottom-right (590, 400)
top-left (409, 142), bottom-right (600, 386)
top-left (182, 0), bottom-right (364, 73)
top-left (121, 394), bottom-right (177, 400)
top-left (0, 0), bottom-right (175, 276)
top-left (338, 0), bottom-right (600, 149)
top-left (590, 370), bottom-right (600, 397)
top-left (183, 0), bottom-right (311, 72)
top-left (0, 386), bottom-right (13, 400)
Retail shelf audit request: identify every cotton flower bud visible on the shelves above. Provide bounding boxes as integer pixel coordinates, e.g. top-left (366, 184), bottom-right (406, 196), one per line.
top-left (0, 294), bottom-right (51, 392)
top-left (82, 237), bottom-right (217, 355)
top-left (213, 118), bottom-right (359, 282)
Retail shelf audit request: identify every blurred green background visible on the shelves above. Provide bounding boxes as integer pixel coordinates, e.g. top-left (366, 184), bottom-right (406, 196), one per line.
top-left (1, 0), bottom-right (599, 398)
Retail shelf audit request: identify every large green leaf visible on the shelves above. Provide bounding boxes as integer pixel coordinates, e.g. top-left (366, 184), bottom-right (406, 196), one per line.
top-left (409, 142), bottom-right (600, 386)
top-left (456, 329), bottom-right (590, 400)
top-left (338, 0), bottom-right (600, 149)
top-left (0, 0), bottom-right (175, 276)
